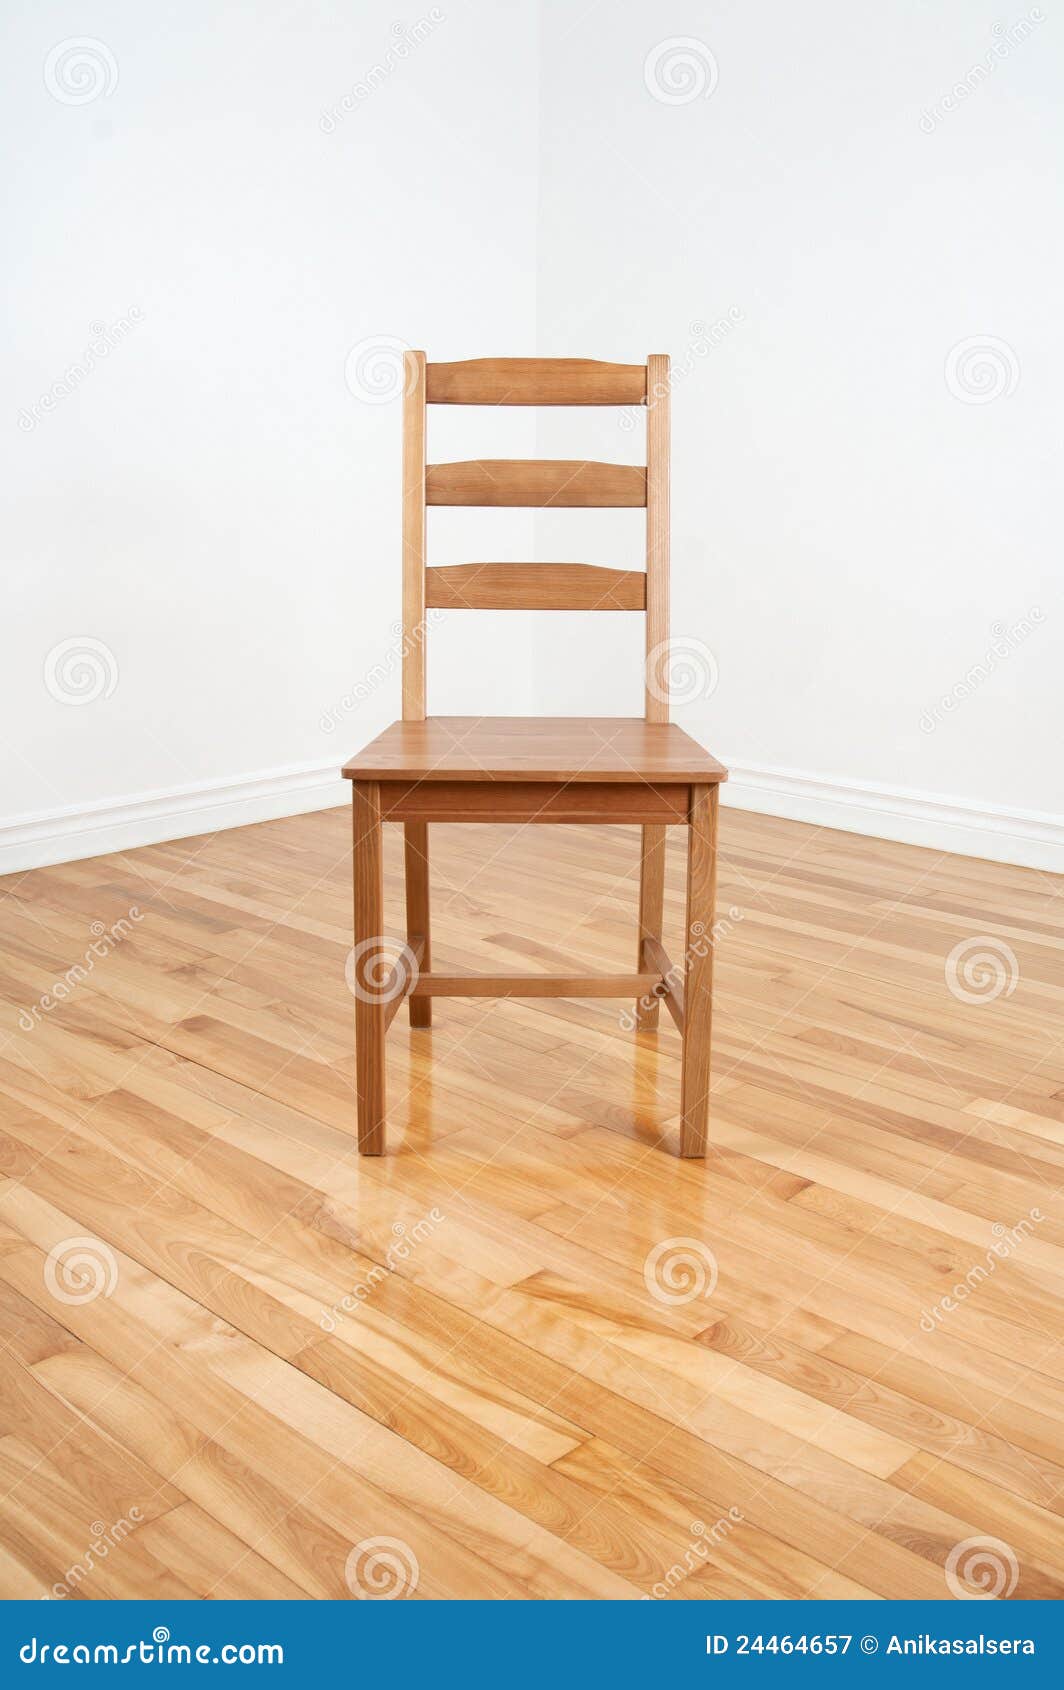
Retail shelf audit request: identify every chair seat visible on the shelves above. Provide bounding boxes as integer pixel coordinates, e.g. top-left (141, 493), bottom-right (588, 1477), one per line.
top-left (343, 716), bottom-right (727, 784)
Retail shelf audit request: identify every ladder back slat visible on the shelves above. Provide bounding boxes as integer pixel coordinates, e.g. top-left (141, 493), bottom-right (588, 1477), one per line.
top-left (426, 459), bottom-right (646, 508)
top-left (426, 357), bottom-right (647, 406)
top-left (425, 563), bottom-right (647, 611)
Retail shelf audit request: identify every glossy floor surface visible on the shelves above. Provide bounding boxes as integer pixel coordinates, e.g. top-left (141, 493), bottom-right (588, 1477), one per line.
top-left (0, 807), bottom-right (1061, 1599)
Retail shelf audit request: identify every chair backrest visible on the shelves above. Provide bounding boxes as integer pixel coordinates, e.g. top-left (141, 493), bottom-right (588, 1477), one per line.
top-left (400, 354), bottom-right (670, 723)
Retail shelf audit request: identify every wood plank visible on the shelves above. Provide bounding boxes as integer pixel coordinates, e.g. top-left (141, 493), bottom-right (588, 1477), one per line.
top-left (425, 460), bottom-right (647, 508)
top-left (135, 1502), bottom-right (310, 1600)
top-left (425, 563), bottom-right (646, 611)
top-left (893, 1452), bottom-right (1064, 1590)
top-left (379, 780), bottom-right (691, 824)
top-left (412, 972), bottom-right (661, 999)
top-left (344, 716), bottom-right (727, 783)
top-left (425, 357), bottom-right (646, 406)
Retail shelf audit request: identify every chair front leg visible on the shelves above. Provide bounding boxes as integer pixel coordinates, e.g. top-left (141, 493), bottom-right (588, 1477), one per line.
top-left (404, 821), bottom-right (432, 1027)
top-left (353, 780), bottom-right (386, 1154)
top-left (680, 784), bottom-right (718, 1157)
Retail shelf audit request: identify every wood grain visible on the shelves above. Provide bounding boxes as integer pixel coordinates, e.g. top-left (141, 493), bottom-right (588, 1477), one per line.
top-left (353, 781), bottom-right (385, 1154)
top-left (378, 781), bottom-right (692, 825)
top-left (1, 803), bottom-right (1062, 1600)
top-left (344, 716), bottom-right (727, 784)
top-left (401, 350), bottom-right (427, 721)
top-left (425, 460), bottom-right (647, 508)
top-left (425, 563), bottom-right (646, 611)
top-left (644, 353), bottom-right (670, 722)
top-left (643, 934), bottom-right (684, 1033)
top-left (404, 823), bottom-right (431, 1028)
top-left (425, 357), bottom-right (647, 407)
top-left (680, 785), bottom-right (718, 1157)
top-left (636, 825), bottom-right (667, 1031)
top-left (412, 972), bottom-right (662, 999)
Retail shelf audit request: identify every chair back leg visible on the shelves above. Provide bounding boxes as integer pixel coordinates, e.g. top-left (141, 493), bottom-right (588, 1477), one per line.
top-left (404, 822), bottom-right (432, 1027)
top-left (635, 823), bottom-right (667, 1030)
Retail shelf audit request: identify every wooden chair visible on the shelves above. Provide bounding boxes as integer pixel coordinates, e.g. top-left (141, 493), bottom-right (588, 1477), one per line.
top-left (342, 354), bottom-right (727, 1157)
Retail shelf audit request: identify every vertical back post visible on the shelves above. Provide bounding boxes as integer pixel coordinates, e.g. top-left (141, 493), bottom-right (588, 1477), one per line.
top-left (402, 350), bottom-right (428, 720)
top-left (644, 353), bottom-right (670, 722)
top-left (635, 354), bottom-right (671, 1031)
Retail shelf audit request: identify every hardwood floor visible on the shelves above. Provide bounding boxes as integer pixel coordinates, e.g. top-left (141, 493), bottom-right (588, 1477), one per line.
top-left (0, 804), bottom-right (1062, 1600)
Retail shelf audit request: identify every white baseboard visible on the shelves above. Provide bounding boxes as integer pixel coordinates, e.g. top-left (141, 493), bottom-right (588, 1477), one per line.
top-left (1, 756), bottom-right (1060, 878)
top-left (723, 761), bottom-right (1063, 874)
top-left (0, 760), bottom-right (347, 876)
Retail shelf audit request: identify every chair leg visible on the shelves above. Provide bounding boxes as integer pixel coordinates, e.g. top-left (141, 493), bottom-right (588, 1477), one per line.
top-left (680, 784), bottom-right (718, 1158)
top-left (404, 822), bottom-right (431, 1028)
top-left (635, 823), bottom-right (666, 1031)
top-left (353, 781), bottom-right (386, 1155)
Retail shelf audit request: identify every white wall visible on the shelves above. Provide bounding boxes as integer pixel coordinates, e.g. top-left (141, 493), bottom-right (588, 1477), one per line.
top-left (4, 0), bottom-right (1061, 873)
top-left (535, 0), bottom-right (1063, 868)
top-left (2, 0), bottom-right (540, 868)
